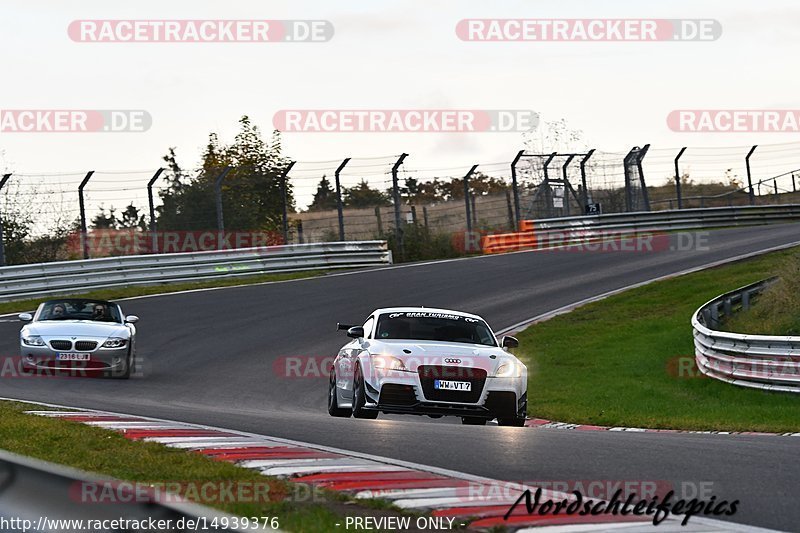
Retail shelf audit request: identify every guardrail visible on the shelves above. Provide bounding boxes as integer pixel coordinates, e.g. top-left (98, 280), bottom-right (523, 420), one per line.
top-left (0, 241), bottom-right (391, 303)
top-left (0, 448), bottom-right (247, 531)
top-left (483, 204), bottom-right (800, 254)
top-left (692, 278), bottom-right (800, 393)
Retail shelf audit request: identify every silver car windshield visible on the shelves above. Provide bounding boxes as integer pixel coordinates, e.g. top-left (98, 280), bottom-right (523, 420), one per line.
top-left (375, 312), bottom-right (496, 346)
top-left (38, 299), bottom-right (122, 323)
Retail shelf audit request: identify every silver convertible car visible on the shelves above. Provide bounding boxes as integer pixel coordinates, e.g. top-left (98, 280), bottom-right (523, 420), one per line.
top-left (328, 307), bottom-right (527, 426)
top-left (19, 299), bottom-right (138, 378)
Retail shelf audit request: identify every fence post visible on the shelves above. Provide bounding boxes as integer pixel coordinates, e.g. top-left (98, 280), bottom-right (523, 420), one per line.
top-left (391, 153), bottom-right (408, 260)
top-left (745, 145), bottom-right (757, 205)
top-left (463, 165), bottom-right (478, 234)
top-left (505, 189), bottom-right (514, 230)
top-left (78, 171), bottom-right (95, 259)
top-left (674, 147), bottom-right (687, 209)
top-left (422, 206), bottom-right (429, 228)
top-left (793, 173), bottom-right (797, 193)
top-left (147, 168), bottom-right (164, 253)
top-left (623, 145), bottom-right (650, 212)
top-left (510, 150), bottom-right (524, 226)
top-left (0, 174), bottom-right (11, 266)
top-left (561, 154), bottom-right (576, 216)
top-left (471, 195), bottom-right (477, 226)
top-left (623, 149), bottom-right (635, 211)
top-left (334, 158), bottom-right (350, 241)
top-left (774, 178), bottom-right (779, 201)
top-left (280, 161), bottom-right (296, 245)
top-left (636, 144), bottom-right (651, 211)
top-left (542, 152), bottom-right (557, 218)
top-left (296, 220), bottom-right (304, 244)
top-left (579, 149), bottom-right (595, 209)
top-left (374, 206), bottom-right (383, 235)
top-left (410, 205), bottom-right (418, 225)
top-left (214, 166), bottom-right (232, 236)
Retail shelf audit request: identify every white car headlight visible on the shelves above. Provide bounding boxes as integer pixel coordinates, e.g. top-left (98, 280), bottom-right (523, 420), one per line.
top-left (372, 355), bottom-right (406, 370)
top-left (101, 338), bottom-right (127, 349)
top-left (496, 360), bottom-right (523, 378)
top-left (21, 335), bottom-right (45, 347)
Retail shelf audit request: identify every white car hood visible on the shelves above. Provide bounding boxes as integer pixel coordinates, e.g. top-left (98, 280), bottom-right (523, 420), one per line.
top-left (24, 321), bottom-right (129, 339)
top-left (367, 340), bottom-right (516, 372)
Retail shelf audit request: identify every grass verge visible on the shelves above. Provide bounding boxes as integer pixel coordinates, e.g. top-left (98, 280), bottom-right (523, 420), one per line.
top-left (515, 247), bottom-right (800, 433)
top-left (0, 400), bottom-right (423, 532)
top-left (0, 271), bottom-right (324, 315)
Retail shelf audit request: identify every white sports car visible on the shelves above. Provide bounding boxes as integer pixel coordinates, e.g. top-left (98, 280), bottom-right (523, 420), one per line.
top-left (328, 307), bottom-right (527, 426)
top-left (19, 298), bottom-right (138, 378)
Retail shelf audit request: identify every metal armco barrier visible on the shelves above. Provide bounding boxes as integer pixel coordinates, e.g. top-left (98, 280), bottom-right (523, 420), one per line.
top-left (0, 241), bottom-right (391, 303)
top-left (0, 449), bottom-right (249, 532)
top-left (482, 204), bottom-right (800, 254)
top-left (692, 278), bottom-right (800, 393)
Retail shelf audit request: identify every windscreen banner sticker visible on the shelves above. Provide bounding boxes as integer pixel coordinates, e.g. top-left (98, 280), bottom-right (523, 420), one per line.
top-left (388, 312), bottom-right (467, 320)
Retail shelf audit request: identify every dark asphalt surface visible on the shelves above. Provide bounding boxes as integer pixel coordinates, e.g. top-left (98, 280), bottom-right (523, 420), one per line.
top-left (2, 224), bottom-right (800, 531)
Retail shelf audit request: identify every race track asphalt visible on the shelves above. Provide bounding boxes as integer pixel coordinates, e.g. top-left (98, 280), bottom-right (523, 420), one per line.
top-left (2, 223), bottom-right (799, 530)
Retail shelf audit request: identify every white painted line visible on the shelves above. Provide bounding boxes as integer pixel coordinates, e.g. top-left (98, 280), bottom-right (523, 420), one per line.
top-left (393, 495), bottom-right (519, 509)
top-left (84, 422), bottom-right (182, 429)
top-left (263, 464), bottom-right (407, 477)
top-left (164, 440), bottom-right (283, 450)
top-left (164, 439), bottom-right (284, 449)
top-left (354, 486), bottom-right (495, 500)
top-left (135, 436), bottom-right (239, 444)
top-left (238, 458), bottom-right (334, 469)
top-left (241, 458), bottom-right (373, 470)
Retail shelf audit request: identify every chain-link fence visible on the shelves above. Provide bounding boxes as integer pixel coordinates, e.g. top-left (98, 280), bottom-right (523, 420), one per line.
top-left (2, 142), bottom-right (800, 265)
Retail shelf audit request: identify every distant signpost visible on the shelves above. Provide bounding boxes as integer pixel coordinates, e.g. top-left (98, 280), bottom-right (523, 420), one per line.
top-left (585, 202), bottom-right (602, 215)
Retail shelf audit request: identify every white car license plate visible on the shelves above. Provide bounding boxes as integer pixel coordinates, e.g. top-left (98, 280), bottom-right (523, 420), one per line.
top-left (56, 353), bottom-right (91, 361)
top-left (434, 379), bottom-right (471, 391)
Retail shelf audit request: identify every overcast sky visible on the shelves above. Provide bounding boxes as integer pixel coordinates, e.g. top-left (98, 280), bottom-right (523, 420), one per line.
top-left (1, 0), bottom-right (799, 210)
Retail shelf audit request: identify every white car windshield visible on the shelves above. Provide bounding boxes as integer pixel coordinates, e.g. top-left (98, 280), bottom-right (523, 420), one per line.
top-left (38, 299), bottom-right (122, 323)
top-left (375, 312), bottom-right (496, 346)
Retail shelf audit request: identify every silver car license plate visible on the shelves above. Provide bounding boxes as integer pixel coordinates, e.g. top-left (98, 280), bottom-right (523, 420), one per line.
top-left (434, 379), bottom-right (471, 391)
top-left (56, 353), bottom-right (91, 361)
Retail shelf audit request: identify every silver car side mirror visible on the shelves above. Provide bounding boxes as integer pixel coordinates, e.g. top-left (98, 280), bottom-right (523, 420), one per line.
top-left (125, 315), bottom-right (139, 324)
top-left (501, 335), bottom-right (519, 349)
top-left (18, 313), bottom-right (32, 322)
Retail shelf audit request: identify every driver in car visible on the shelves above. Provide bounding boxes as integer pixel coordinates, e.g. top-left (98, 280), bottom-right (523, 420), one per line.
top-left (91, 304), bottom-right (108, 321)
top-left (49, 303), bottom-right (66, 319)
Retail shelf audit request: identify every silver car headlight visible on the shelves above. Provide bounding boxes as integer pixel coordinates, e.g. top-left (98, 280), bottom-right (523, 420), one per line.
top-left (372, 355), bottom-right (407, 371)
top-left (496, 360), bottom-right (523, 378)
top-left (21, 335), bottom-right (45, 347)
top-left (101, 338), bottom-right (127, 349)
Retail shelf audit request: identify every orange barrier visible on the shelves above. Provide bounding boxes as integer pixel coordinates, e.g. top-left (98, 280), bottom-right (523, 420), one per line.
top-left (481, 231), bottom-right (537, 254)
top-left (518, 220), bottom-right (535, 232)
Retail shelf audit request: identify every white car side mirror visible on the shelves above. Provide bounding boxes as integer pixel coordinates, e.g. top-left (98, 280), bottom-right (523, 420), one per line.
top-left (125, 315), bottom-right (139, 324)
top-left (18, 313), bottom-right (32, 322)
